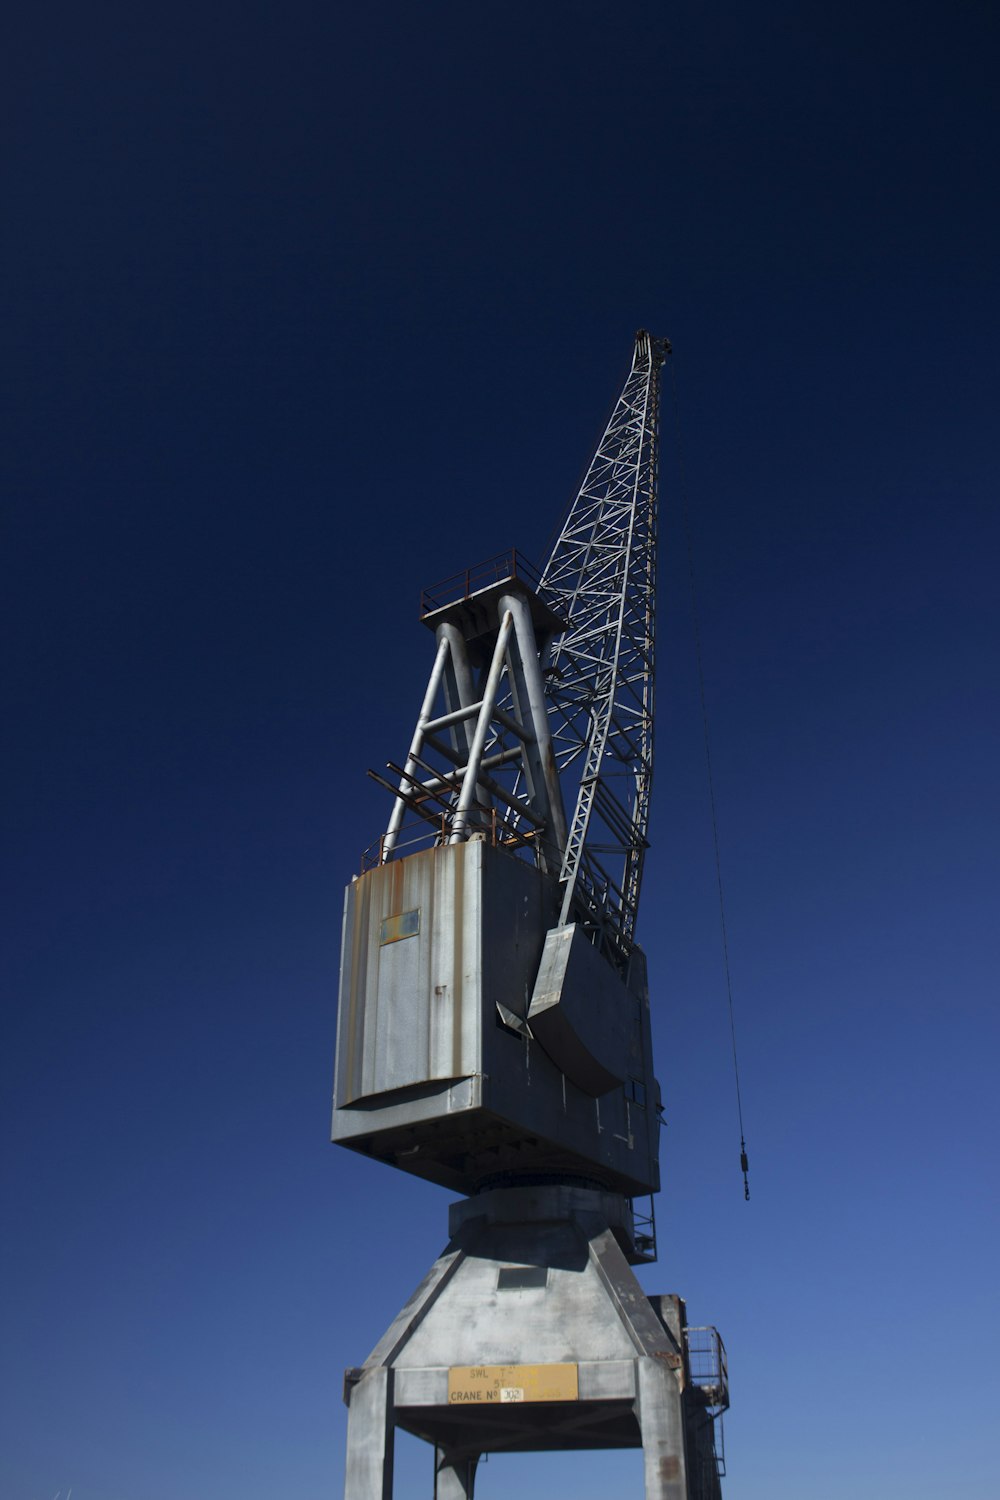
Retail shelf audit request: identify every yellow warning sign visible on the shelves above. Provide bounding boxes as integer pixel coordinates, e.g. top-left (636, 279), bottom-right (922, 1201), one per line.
top-left (447, 1363), bottom-right (579, 1405)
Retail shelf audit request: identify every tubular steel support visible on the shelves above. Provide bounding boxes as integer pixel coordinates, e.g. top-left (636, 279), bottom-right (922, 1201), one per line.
top-left (382, 634), bottom-right (451, 859)
top-left (437, 621), bottom-right (478, 771)
top-left (449, 611), bottom-right (514, 843)
top-left (498, 587), bottom-right (568, 870)
top-left (376, 572), bottom-right (568, 867)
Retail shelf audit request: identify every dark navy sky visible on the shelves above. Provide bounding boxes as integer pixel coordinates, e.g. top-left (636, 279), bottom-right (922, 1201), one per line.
top-left (3, 3), bottom-right (998, 1497)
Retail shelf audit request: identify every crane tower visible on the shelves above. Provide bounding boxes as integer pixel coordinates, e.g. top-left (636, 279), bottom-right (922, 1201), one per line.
top-left (333, 333), bottom-right (730, 1499)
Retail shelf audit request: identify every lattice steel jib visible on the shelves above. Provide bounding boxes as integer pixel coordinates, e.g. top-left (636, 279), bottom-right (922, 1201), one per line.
top-left (540, 329), bottom-right (669, 965)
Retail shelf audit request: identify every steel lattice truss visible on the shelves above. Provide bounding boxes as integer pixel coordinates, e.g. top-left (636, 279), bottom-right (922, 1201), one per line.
top-left (373, 331), bottom-right (667, 972)
top-left (538, 330), bottom-right (668, 963)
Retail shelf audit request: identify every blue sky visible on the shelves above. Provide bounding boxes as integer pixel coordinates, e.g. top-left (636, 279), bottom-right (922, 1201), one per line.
top-left (3, 2), bottom-right (998, 1497)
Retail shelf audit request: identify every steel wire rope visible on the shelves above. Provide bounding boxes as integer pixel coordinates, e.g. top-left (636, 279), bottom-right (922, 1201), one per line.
top-left (668, 357), bottom-right (752, 1202)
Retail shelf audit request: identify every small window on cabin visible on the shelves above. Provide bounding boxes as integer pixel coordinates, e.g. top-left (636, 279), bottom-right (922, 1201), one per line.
top-left (497, 1266), bottom-right (548, 1291)
top-left (626, 1078), bottom-right (647, 1108)
top-left (379, 909), bottom-right (420, 945)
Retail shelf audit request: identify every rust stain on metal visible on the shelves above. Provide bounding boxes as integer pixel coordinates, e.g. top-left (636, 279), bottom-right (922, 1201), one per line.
top-left (391, 857), bottom-right (404, 910)
top-left (658, 1455), bottom-right (681, 1481)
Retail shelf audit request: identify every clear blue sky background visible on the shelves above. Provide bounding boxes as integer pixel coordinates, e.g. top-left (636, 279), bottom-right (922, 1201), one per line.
top-left (3, 2), bottom-right (998, 1497)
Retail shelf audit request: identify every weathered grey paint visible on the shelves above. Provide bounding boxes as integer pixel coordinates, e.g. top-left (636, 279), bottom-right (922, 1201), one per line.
top-left (528, 922), bottom-right (634, 1094)
top-left (344, 1367), bottom-right (395, 1500)
top-left (332, 841), bottom-right (660, 1205)
top-left (340, 1187), bottom-right (692, 1497)
top-left (434, 1449), bottom-right (478, 1500)
top-left (637, 1356), bottom-right (689, 1500)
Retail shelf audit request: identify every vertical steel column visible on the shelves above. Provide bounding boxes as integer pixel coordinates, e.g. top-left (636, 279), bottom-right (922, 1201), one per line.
top-left (636, 1356), bottom-right (688, 1500)
top-left (343, 1368), bottom-right (395, 1500)
top-left (434, 1449), bottom-right (478, 1499)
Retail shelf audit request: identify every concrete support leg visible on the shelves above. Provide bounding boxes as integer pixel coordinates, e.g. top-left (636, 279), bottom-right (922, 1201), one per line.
top-left (344, 1368), bottom-right (395, 1500)
top-left (635, 1356), bottom-right (688, 1500)
top-left (433, 1448), bottom-right (478, 1498)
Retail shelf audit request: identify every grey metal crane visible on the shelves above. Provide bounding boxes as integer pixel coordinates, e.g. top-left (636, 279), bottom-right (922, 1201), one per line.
top-left (332, 333), bottom-right (729, 1500)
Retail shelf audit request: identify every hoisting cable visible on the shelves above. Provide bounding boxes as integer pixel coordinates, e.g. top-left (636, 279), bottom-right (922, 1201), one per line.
top-left (668, 358), bottom-right (751, 1202)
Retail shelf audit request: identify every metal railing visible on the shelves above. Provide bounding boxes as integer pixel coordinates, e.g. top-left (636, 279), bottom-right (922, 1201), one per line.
top-left (685, 1324), bottom-right (728, 1489)
top-left (684, 1325), bottom-right (729, 1413)
top-left (361, 805), bottom-right (538, 872)
top-left (419, 549), bottom-right (545, 617)
top-left (629, 1194), bottom-right (657, 1261)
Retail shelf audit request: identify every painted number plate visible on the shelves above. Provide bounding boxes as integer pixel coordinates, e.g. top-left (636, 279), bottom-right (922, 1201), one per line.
top-left (447, 1363), bottom-right (578, 1404)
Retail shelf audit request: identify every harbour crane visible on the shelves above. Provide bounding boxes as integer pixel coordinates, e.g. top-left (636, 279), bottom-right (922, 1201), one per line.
top-left (333, 332), bottom-right (730, 1499)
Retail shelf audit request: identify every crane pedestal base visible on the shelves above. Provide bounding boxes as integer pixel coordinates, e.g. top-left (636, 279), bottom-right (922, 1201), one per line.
top-left (342, 1185), bottom-right (719, 1499)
